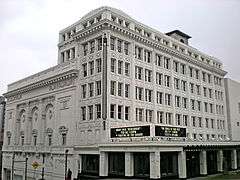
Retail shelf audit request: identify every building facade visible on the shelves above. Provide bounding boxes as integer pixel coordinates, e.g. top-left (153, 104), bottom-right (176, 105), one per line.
top-left (2, 6), bottom-right (240, 180)
top-left (0, 96), bottom-right (6, 179)
top-left (225, 78), bottom-right (240, 141)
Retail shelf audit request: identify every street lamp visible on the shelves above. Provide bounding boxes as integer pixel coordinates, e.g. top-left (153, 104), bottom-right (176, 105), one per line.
top-left (65, 149), bottom-right (69, 179)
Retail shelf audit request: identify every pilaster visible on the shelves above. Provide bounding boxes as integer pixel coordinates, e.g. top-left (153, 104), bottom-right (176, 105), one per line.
top-left (200, 151), bottom-right (207, 176)
top-left (231, 149), bottom-right (237, 170)
top-left (99, 152), bottom-right (108, 177)
top-left (178, 151), bottom-right (187, 179)
top-left (125, 152), bottom-right (134, 177)
top-left (217, 150), bottom-right (223, 172)
top-left (150, 151), bottom-right (161, 179)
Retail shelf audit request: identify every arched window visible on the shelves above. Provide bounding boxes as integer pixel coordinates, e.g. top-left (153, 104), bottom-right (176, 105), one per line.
top-left (180, 39), bottom-right (185, 43)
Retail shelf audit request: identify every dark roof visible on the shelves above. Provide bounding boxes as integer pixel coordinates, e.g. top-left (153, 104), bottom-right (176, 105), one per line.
top-left (165, 30), bottom-right (192, 39)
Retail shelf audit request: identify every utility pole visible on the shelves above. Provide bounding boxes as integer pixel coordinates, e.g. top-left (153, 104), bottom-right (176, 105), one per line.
top-left (11, 152), bottom-right (15, 180)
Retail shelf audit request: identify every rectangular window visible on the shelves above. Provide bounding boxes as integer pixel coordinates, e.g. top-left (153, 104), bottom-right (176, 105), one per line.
top-left (96, 104), bottom-right (101, 119)
top-left (144, 50), bottom-right (151, 63)
top-left (125, 84), bottom-right (130, 98)
top-left (88, 105), bottom-right (93, 120)
top-left (62, 134), bottom-right (66, 145)
top-left (145, 109), bottom-right (153, 122)
top-left (197, 101), bottom-right (201, 111)
top-left (181, 64), bottom-right (186, 74)
top-left (205, 118), bottom-right (209, 128)
top-left (96, 81), bottom-right (101, 95)
top-left (118, 105), bottom-right (123, 119)
top-left (183, 115), bottom-right (188, 126)
top-left (157, 111), bottom-right (164, 123)
top-left (198, 117), bottom-right (202, 127)
top-left (83, 63), bottom-right (87, 77)
top-left (191, 99), bottom-right (195, 110)
top-left (135, 46), bottom-right (142, 60)
top-left (89, 83), bottom-right (94, 97)
top-left (182, 80), bottom-right (187, 91)
top-left (165, 112), bottom-right (172, 125)
top-left (89, 61), bottom-right (94, 75)
top-left (176, 114), bottom-right (181, 126)
top-left (118, 61), bottom-right (123, 74)
top-left (48, 135), bottom-right (52, 146)
top-left (145, 89), bottom-right (152, 102)
top-left (136, 108), bottom-right (143, 121)
top-left (175, 96), bottom-right (181, 107)
top-left (118, 82), bottom-right (123, 96)
top-left (182, 97), bottom-right (188, 109)
top-left (145, 69), bottom-right (152, 82)
top-left (96, 58), bottom-right (102, 73)
top-left (174, 78), bottom-right (180, 90)
top-left (110, 104), bottom-right (115, 119)
top-left (81, 106), bottom-right (86, 120)
top-left (156, 72), bottom-right (162, 85)
top-left (111, 58), bottom-right (116, 73)
top-left (135, 66), bottom-right (143, 80)
top-left (156, 91), bottom-right (163, 104)
top-left (125, 62), bottom-right (130, 76)
top-left (164, 75), bottom-right (170, 87)
top-left (165, 93), bottom-right (171, 106)
top-left (110, 81), bottom-right (116, 95)
top-left (110, 37), bottom-right (115, 50)
top-left (192, 116), bottom-right (196, 127)
top-left (164, 57), bottom-right (170, 69)
top-left (82, 84), bottom-right (86, 99)
top-left (135, 87), bottom-right (143, 100)
top-left (117, 39), bottom-right (122, 53)
top-left (90, 40), bottom-right (95, 53)
top-left (124, 42), bottom-right (129, 55)
top-left (97, 38), bottom-right (102, 51)
top-left (173, 61), bottom-right (179, 73)
top-left (155, 54), bottom-right (162, 67)
top-left (125, 106), bottom-right (129, 120)
top-left (83, 43), bottom-right (88, 56)
top-left (33, 136), bottom-right (37, 146)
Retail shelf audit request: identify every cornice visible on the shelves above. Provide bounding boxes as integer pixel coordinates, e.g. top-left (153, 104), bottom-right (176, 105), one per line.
top-left (68, 20), bottom-right (226, 76)
top-left (4, 69), bottom-right (79, 98)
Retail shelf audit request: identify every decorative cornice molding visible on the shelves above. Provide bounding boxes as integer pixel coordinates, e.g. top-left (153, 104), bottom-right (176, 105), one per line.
top-left (70, 20), bottom-right (226, 76)
top-left (4, 69), bottom-right (78, 99)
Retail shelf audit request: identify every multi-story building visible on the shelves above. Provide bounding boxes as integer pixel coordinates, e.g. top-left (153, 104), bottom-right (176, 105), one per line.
top-left (2, 6), bottom-right (240, 180)
top-left (0, 96), bottom-right (6, 178)
top-left (225, 78), bottom-right (240, 141)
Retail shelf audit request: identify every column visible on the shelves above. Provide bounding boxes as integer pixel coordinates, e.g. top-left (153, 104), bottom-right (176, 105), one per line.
top-left (125, 152), bottom-right (134, 177)
top-left (70, 48), bottom-right (73, 59)
top-left (178, 151), bottom-right (187, 179)
top-left (231, 149), bottom-right (237, 170)
top-left (217, 150), bottom-right (223, 172)
top-left (200, 151), bottom-right (207, 176)
top-left (79, 154), bottom-right (82, 174)
top-left (150, 152), bottom-right (161, 179)
top-left (99, 152), bottom-right (108, 177)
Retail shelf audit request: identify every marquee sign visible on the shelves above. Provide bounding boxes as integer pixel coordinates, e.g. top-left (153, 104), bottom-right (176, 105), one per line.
top-left (155, 126), bottom-right (186, 137)
top-left (111, 125), bottom-right (150, 138)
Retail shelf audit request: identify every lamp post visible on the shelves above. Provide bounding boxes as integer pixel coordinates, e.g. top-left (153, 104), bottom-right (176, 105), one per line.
top-left (65, 149), bottom-right (69, 180)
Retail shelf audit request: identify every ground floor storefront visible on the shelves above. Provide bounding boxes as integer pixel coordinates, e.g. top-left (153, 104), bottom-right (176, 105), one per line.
top-left (2, 144), bottom-right (240, 180)
top-left (77, 144), bottom-right (240, 180)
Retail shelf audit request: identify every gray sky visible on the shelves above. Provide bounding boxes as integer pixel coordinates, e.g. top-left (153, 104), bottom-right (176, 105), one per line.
top-left (1, 0), bottom-right (240, 95)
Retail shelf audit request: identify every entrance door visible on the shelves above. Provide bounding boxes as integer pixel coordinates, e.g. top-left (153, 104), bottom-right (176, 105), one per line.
top-left (108, 152), bottom-right (125, 177)
top-left (81, 154), bottom-right (99, 175)
top-left (134, 152), bottom-right (150, 178)
top-left (223, 150), bottom-right (232, 171)
top-left (160, 152), bottom-right (178, 178)
top-left (186, 151), bottom-right (200, 178)
top-left (207, 151), bottom-right (218, 174)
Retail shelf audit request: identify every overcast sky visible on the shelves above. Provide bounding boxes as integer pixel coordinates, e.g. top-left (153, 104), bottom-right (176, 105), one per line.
top-left (0, 0), bottom-right (240, 95)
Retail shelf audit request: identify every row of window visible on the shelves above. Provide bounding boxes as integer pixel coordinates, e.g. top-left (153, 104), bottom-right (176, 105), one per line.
top-left (83, 37), bottom-right (103, 56)
top-left (110, 104), bottom-right (130, 120)
top-left (8, 133), bottom-right (66, 147)
top-left (82, 58), bottom-right (102, 77)
top-left (81, 104), bottom-right (101, 120)
top-left (188, 133), bottom-right (226, 141)
top-left (110, 36), bottom-right (129, 55)
top-left (110, 81), bottom-right (130, 98)
top-left (81, 81), bottom-right (102, 98)
top-left (61, 47), bottom-right (76, 62)
top-left (111, 58), bottom-right (130, 76)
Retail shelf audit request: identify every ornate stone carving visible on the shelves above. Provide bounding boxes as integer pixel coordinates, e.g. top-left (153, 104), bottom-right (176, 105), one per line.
top-left (59, 126), bottom-right (68, 134)
top-left (49, 78), bottom-right (74, 91)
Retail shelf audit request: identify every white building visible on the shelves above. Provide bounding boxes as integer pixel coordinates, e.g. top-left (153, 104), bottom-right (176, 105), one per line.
top-left (2, 6), bottom-right (240, 180)
top-left (225, 78), bottom-right (240, 141)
